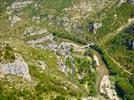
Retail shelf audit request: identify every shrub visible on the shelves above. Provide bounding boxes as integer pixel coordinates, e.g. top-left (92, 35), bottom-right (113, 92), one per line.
top-left (0, 43), bottom-right (15, 63)
top-left (115, 78), bottom-right (134, 100)
top-left (54, 95), bottom-right (65, 100)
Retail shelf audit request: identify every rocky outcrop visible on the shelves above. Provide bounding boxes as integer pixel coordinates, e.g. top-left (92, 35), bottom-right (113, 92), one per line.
top-left (128, 0), bottom-right (134, 4)
top-left (117, 0), bottom-right (127, 6)
top-left (0, 55), bottom-right (31, 81)
top-left (94, 55), bottom-right (99, 66)
top-left (128, 40), bottom-right (134, 50)
top-left (127, 25), bottom-right (134, 34)
top-left (24, 27), bottom-right (48, 36)
top-left (8, 1), bottom-right (32, 11)
top-left (9, 15), bottom-right (21, 27)
top-left (6, 1), bottom-right (33, 27)
top-left (100, 75), bottom-right (119, 100)
top-left (88, 22), bottom-right (102, 33)
top-left (27, 34), bottom-right (54, 44)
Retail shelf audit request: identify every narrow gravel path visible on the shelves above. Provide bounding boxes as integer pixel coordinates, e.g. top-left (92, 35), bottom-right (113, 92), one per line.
top-left (105, 51), bottom-right (132, 75)
top-left (93, 51), bottom-right (109, 94)
top-left (100, 18), bottom-right (134, 46)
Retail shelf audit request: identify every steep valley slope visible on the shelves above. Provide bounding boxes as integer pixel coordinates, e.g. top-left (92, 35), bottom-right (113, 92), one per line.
top-left (0, 0), bottom-right (134, 100)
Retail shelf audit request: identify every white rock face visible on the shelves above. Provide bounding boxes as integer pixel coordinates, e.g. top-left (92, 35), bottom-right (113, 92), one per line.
top-left (94, 55), bottom-right (99, 66)
top-left (0, 56), bottom-right (31, 81)
top-left (100, 75), bottom-right (119, 100)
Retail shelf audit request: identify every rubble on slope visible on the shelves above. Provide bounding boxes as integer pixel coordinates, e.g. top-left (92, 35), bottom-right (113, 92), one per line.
top-left (24, 27), bottom-right (48, 36)
top-left (63, 0), bottom-right (92, 19)
top-left (6, 1), bottom-right (33, 27)
top-left (8, 15), bottom-right (21, 27)
top-left (7, 1), bottom-right (32, 11)
top-left (57, 56), bottom-right (69, 74)
top-left (27, 34), bottom-right (54, 44)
